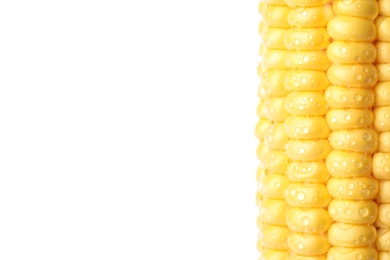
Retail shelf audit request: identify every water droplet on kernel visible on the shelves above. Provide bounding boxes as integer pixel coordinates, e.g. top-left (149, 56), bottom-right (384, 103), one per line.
top-left (355, 74), bottom-right (362, 80)
top-left (354, 94), bottom-right (362, 101)
top-left (359, 207), bottom-right (369, 217)
top-left (302, 217), bottom-right (310, 226)
top-left (297, 192), bottom-right (305, 201)
top-left (355, 161), bottom-right (363, 168)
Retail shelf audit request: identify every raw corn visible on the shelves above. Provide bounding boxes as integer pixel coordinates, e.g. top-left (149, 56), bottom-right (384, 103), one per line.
top-left (256, 0), bottom-right (388, 259)
top-left (256, 0), bottom-right (291, 258)
top-left (283, 0), bottom-right (333, 258)
top-left (325, 1), bottom-right (379, 259)
top-left (374, 1), bottom-right (390, 258)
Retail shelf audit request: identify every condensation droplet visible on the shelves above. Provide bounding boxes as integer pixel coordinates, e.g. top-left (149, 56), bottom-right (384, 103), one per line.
top-left (297, 192), bottom-right (305, 201)
top-left (302, 216), bottom-right (310, 226)
top-left (359, 207), bottom-right (369, 217)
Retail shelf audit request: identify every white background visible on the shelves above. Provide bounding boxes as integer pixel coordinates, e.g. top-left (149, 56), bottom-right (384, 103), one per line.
top-left (0, 0), bottom-right (259, 259)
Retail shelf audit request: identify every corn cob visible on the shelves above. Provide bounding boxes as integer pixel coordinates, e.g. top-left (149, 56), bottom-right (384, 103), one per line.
top-left (256, 1), bottom-right (291, 258)
top-left (325, 0), bottom-right (378, 259)
top-left (374, 1), bottom-right (390, 258)
top-left (256, 0), bottom-right (383, 259)
top-left (325, 0), bottom-right (379, 259)
top-left (283, 1), bottom-right (333, 259)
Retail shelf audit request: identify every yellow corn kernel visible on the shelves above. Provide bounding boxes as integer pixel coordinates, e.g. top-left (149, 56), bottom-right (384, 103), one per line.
top-left (264, 123), bottom-right (289, 150)
top-left (259, 223), bottom-right (289, 250)
top-left (376, 204), bottom-right (390, 227)
top-left (327, 177), bottom-right (378, 200)
top-left (288, 232), bottom-right (330, 256)
top-left (327, 42), bottom-right (376, 64)
top-left (256, 166), bottom-right (266, 183)
top-left (327, 64), bottom-right (378, 88)
top-left (261, 27), bottom-right (287, 50)
top-left (374, 82), bottom-right (390, 107)
top-left (376, 228), bottom-right (390, 251)
top-left (256, 189), bottom-right (263, 207)
top-left (328, 199), bottom-right (378, 224)
top-left (260, 173), bottom-right (290, 199)
top-left (376, 42), bottom-right (390, 64)
top-left (259, 70), bottom-right (289, 97)
top-left (284, 116), bottom-right (330, 139)
top-left (327, 16), bottom-right (376, 42)
top-left (264, 97), bottom-right (289, 122)
top-left (284, 28), bottom-right (330, 51)
top-left (257, 141), bottom-right (270, 162)
top-left (258, 20), bottom-right (266, 37)
top-left (325, 86), bottom-right (374, 109)
top-left (287, 161), bottom-right (329, 183)
top-left (288, 254), bottom-right (327, 260)
top-left (285, 0), bottom-right (332, 7)
top-left (286, 208), bottom-right (331, 233)
top-left (376, 64), bottom-right (390, 82)
top-left (374, 106), bottom-right (390, 132)
top-left (329, 129), bottom-right (378, 153)
top-left (285, 70), bottom-right (329, 92)
top-left (373, 153), bottom-right (390, 180)
top-left (328, 222), bottom-right (376, 247)
top-left (379, 251), bottom-right (390, 260)
top-left (258, 199), bottom-right (289, 225)
top-left (259, 248), bottom-right (289, 260)
top-left (379, 0), bottom-right (390, 16)
top-left (332, 0), bottom-right (378, 20)
top-left (286, 139), bottom-right (331, 161)
top-left (259, 149), bottom-right (289, 173)
top-left (287, 5), bottom-right (334, 28)
top-left (285, 183), bottom-right (330, 207)
top-left (377, 180), bottom-right (390, 203)
top-left (258, 84), bottom-right (267, 100)
top-left (379, 132), bottom-right (390, 152)
top-left (326, 109), bottom-right (374, 130)
top-left (255, 119), bottom-right (271, 140)
top-left (326, 150), bottom-right (372, 177)
top-left (261, 50), bottom-right (289, 70)
top-left (260, 5), bottom-right (290, 28)
top-left (286, 51), bottom-right (329, 71)
top-left (375, 16), bottom-right (390, 41)
top-left (285, 92), bottom-right (327, 116)
top-left (327, 247), bottom-right (378, 260)
top-left (257, 101), bottom-right (267, 118)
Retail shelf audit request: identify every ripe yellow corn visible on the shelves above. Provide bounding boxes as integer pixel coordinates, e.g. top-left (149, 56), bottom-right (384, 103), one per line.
top-left (374, 2), bottom-right (390, 257)
top-left (256, 0), bottom-right (384, 259)
top-left (256, 1), bottom-right (291, 258)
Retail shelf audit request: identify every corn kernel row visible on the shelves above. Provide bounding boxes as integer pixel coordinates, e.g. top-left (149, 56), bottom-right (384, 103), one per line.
top-left (283, 1), bottom-right (333, 259)
top-left (325, 1), bottom-right (379, 259)
top-left (374, 1), bottom-right (390, 259)
top-left (256, 1), bottom-right (291, 258)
